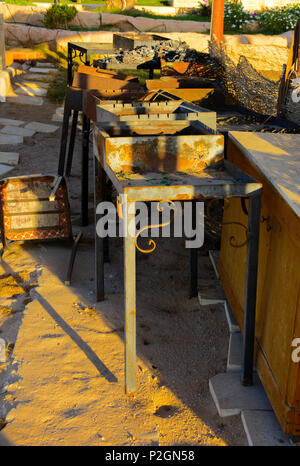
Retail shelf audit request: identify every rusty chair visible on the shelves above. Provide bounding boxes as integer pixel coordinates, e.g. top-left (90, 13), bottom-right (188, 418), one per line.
top-left (0, 174), bottom-right (82, 285)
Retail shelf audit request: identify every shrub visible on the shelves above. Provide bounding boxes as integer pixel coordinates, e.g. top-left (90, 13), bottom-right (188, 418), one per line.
top-left (198, 0), bottom-right (212, 17)
top-left (224, 0), bottom-right (251, 32)
top-left (255, 4), bottom-right (300, 34)
top-left (188, 0), bottom-right (212, 17)
top-left (43, 4), bottom-right (77, 30)
top-left (106, 0), bottom-right (136, 10)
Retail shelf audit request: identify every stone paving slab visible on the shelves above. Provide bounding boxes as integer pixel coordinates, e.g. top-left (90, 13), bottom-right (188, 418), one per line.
top-left (0, 118), bottom-right (24, 126)
top-left (198, 279), bottom-right (226, 306)
top-left (35, 62), bottom-right (57, 68)
top-left (51, 114), bottom-right (63, 122)
top-left (0, 163), bottom-right (15, 177)
top-left (226, 332), bottom-right (256, 373)
top-left (24, 121), bottom-right (59, 133)
top-left (28, 67), bottom-right (56, 74)
top-left (14, 85), bottom-right (47, 97)
top-left (227, 332), bottom-right (243, 372)
top-left (241, 410), bottom-right (291, 446)
top-left (20, 81), bottom-right (49, 89)
top-left (224, 300), bottom-right (240, 334)
top-left (6, 95), bottom-right (44, 106)
top-left (22, 73), bottom-right (51, 82)
top-left (0, 152), bottom-right (19, 166)
top-left (209, 372), bottom-right (272, 418)
top-left (0, 134), bottom-right (23, 144)
top-left (0, 125), bottom-right (35, 137)
top-left (208, 250), bottom-right (220, 279)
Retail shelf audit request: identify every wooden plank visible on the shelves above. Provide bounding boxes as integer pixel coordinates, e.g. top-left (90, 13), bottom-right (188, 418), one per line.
top-left (219, 133), bottom-right (300, 434)
top-left (229, 132), bottom-right (300, 220)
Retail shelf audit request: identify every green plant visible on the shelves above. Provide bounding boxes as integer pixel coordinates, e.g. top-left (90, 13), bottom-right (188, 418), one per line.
top-left (189, 0), bottom-right (212, 17)
top-left (224, 0), bottom-right (251, 32)
top-left (43, 4), bottom-right (77, 30)
top-left (4, 0), bottom-right (35, 4)
top-left (255, 4), bottom-right (300, 34)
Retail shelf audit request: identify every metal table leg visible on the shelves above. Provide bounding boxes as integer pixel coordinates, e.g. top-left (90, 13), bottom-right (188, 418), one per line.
top-left (65, 110), bottom-right (79, 176)
top-left (94, 158), bottom-right (105, 302)
top-left (241, 191), bottom-right (261, 386)
top-left (81, 114), bottom-right (90, 226)
top-left (58, 105), bottom-right (71, 176)
top-left (189, 200), bottom-right (198, 298)
top-left (124, 199), bottom-right (136, 395)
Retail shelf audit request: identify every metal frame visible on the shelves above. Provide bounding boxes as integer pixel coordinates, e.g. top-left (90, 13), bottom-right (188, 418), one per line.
top-left (92, 124), bottom-right (262, 394)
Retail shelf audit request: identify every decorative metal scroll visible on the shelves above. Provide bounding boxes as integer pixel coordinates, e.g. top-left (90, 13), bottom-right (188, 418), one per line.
top-left (135, 200), bottom-right (176, 254)
top-left (206, 198), bottom-right (250, 248)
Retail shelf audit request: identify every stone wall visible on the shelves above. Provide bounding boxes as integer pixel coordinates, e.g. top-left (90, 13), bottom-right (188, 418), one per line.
top-left (170, 0), bottom-right (199, 7)
top-left (241, 0), bottom-right (299, 10)
top-left (0, 4), bottom-right (101, 29)
top-left (171, 0), bottom-right (299, 9)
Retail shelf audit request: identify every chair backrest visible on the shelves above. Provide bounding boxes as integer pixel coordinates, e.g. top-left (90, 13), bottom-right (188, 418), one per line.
top-left (0, 175), bottom-right (72, 246)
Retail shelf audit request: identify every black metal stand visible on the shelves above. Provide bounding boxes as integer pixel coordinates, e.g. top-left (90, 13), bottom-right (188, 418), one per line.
top-left (241, 192), bottom-right (261, 386)
top-left (65, 231), bottom-right (83, 286)
top-left (94, 158), bottom-right (105, 301)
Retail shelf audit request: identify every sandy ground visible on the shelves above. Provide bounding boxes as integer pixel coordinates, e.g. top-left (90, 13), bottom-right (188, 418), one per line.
top-left (0, 79), bottom-right (248, 446)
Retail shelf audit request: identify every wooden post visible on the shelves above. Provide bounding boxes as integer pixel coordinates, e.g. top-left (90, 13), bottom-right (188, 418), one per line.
top-left (210, 0), bottom-right (225, 45)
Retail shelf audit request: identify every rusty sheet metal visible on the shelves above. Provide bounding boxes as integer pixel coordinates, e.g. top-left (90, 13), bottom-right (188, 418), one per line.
top-left (83, 88), bottom-right (184, 122)
top-left (0, 175), bottom-right (72, 241)
top-left (94, 121), bottom-right (262, 203)
top-left (83, 87), bottom-right (149, 121)
top-left (147, 88), bottom-right (216, 103)
top-left (72, 65), bottom-right (141, 91)
top-left (104, 134), bottom-right (224, 173)
top-left (75, 65), bottom-right (139, 82)
top-left (93, 122), bottom-right (262, 203)
top-left (160, 59), bottom-right (220, 79)
top-left (146, 77), bottom-right (218, 90)
top-left (95, 100), bottom-right (217, 131)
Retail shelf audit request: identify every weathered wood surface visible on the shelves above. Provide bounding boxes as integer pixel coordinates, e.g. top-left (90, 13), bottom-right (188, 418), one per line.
top-left (218, 132), bottom-right (300, 435)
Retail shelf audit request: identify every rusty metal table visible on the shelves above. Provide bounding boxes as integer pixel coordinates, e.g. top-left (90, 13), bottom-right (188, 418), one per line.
top-left (67, 42), bottom-right (118, 85)
top-left (92, 120), bottom-right (262, 394)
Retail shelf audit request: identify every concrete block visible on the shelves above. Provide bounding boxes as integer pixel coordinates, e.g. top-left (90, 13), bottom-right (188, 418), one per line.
top-left (0, 134), bottom-right (23, 145)
top-left (224, 300), bottom-right (240, 333)
top-left (208, 250), bottom-right (220, 279)
top-left (0, 163), bottom-right (15, 177)
top-left (24, 122), bottom-right (59, 133)
top-left (241, 410), bottom-right (291, 446)
top-left (227, 332), bottom-right (256, 373)
top-left (0, 118), bottom-right (24, 126)
top-left (198, 279), bottom-right (226, 306)
top-left (6, 95), bottom-right (44, 106)
top-left (0, 69), bottom-right (14, 102)
top-left (0, 125), bottom-right (35, 137)
top-left (0, 152), bottom-right (19, 166)
top-left (209, 372), bottom-right (272, 417)
top-left (227, 332), bottom-right (243, 372)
